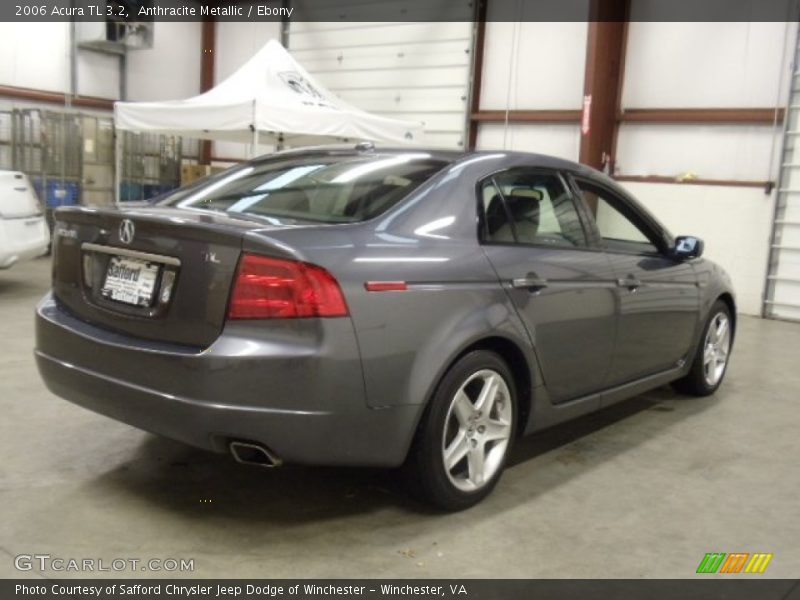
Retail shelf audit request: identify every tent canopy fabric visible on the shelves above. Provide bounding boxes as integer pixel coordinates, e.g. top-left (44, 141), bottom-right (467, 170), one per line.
top-left (114, 40), bottom-right (423, 146)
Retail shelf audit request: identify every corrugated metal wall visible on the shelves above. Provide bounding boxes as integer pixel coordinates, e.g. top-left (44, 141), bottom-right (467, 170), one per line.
top-left (287, 10), bottom-right (474, 150)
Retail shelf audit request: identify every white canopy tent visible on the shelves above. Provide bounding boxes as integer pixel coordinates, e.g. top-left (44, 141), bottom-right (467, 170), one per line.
top-left (113, 40), bottom-right (424, 200)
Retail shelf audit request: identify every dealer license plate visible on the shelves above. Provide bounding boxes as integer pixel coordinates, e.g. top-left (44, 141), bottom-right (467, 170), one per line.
top-left (101, 256), bottom-right (160, 307)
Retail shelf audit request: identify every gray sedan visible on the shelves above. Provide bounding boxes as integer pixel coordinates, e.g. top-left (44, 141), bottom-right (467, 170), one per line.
top-left (35, 147), bottom-right (735, 510)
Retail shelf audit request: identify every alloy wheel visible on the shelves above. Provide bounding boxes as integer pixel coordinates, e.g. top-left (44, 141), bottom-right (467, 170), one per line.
top-left (703, 312), bottom-right (731, 387)
top-left (441, 369), bottom-right (513, 492)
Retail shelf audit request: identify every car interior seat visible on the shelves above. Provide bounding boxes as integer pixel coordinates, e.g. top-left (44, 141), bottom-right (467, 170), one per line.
top-left (485, 193), bottom-right (514, 242)
top-left (506, 189), bottom-right (541, 243)
top-left (486, 189), bottom-right (541, 243)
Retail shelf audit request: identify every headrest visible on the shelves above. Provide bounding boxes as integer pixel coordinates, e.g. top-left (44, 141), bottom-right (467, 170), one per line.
top-left (509, 188), bottom-right (543, 200)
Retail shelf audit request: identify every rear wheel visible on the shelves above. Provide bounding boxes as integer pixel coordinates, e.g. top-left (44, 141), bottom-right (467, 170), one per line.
top-left (672, 300), bottom-right (733, 396)
top-left (408, 351), bottom-right (516, 511)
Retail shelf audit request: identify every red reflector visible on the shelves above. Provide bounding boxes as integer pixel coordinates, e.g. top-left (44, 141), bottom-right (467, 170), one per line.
top-left (364, 281), bottom-right (408, 292)
top-left (228, 254), bottom-right (349, 319)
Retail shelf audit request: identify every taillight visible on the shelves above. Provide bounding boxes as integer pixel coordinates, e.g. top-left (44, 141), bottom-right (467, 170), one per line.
top-left (228, 253), bottom-right (349, 319)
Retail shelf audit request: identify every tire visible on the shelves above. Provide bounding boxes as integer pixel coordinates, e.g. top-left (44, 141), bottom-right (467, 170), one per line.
top-left (407, 350), bottom-right (517, 511)
top-left (672, 300), bottom-right (733, 396)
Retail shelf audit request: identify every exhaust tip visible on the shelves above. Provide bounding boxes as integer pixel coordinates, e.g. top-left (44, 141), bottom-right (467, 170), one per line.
top-left (229, 441), bottom-right (282, 468)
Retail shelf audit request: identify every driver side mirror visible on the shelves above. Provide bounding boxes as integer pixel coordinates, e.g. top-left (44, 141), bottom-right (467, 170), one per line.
top-left (673, 235), bottom-right (704, 260)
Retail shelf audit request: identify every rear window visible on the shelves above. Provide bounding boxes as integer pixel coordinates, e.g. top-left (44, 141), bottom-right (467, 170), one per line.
top-left (162, 153), bottom-right (448, 224)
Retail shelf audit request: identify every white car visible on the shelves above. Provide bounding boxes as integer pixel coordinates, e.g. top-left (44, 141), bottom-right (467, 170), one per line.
top-left (0, 170), bottom-right (49, 269)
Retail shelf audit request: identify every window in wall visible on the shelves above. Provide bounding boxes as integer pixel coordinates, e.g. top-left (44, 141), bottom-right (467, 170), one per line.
top-left (481, 170), bottom-right (587, 248)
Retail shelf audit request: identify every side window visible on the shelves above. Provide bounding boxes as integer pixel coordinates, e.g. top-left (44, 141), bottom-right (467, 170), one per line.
top-left (480, 170), bottom-right (587, 248)
top-left (575, 180), bottom-right (660, 254)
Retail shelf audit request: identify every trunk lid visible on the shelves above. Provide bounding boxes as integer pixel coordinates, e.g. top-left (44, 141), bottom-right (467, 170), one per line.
top-left (51, 205), bottom-right (292, 348)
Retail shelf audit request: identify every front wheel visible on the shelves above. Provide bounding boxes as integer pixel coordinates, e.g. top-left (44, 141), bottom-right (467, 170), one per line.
top-left (672, 300), bottom-right (733, 396)
top-left (407, 351), bottom-right (516, 511)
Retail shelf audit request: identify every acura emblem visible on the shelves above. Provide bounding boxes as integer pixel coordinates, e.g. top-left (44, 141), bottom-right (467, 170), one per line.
top-left (119, 219), bottom-right (135, 245)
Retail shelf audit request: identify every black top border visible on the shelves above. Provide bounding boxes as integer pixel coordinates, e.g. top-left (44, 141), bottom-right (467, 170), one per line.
top-left (3, 0), bottom-right (800, 22)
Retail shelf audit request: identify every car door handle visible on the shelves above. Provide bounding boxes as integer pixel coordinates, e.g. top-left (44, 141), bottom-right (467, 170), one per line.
top-left (512, 273), bottom-right (548, 291)
top-left (617, 276), bottom-right (642, 291)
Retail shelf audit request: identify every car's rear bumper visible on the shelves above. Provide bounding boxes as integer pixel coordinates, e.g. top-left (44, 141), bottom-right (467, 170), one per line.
top-left (35, 294), bottom-right (421, 467)
top-left (0, 216), bottom-right (49, 268)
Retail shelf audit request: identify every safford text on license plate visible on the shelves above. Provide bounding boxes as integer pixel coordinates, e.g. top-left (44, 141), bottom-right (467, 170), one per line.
top-left (101, 256), bottom-right (159, 307)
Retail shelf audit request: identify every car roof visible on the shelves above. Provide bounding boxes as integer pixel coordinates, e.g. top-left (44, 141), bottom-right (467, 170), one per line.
top-left (251, 145), bottom-right (466, 164)
top-left (252, 145), bottom-right (599, 176)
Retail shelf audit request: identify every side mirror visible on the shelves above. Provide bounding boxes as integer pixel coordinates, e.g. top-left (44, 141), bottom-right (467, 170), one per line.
top-left (673, 235), bottom-right (704, 260)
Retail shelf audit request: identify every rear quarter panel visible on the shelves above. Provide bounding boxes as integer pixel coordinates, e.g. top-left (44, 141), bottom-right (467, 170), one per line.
top-left (255, 154), bottom-right (547, 411)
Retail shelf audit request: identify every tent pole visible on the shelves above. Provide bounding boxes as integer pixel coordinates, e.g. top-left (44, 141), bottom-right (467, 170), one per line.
top-left (251, 99), bottom-right (258, 159)
top-left (114, 128), bottom-right (122, 204)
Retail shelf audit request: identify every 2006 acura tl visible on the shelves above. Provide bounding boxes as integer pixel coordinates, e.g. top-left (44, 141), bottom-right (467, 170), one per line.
top-left (35, 147), bottom-right (735, 509)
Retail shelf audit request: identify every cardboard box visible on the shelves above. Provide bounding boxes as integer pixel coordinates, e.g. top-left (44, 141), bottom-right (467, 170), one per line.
top-left (181, 164), bottom-right (224, 186)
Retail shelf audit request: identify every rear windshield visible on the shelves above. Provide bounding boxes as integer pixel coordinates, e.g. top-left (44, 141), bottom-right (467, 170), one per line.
top-left (161, 153), bottom-right (448, 224)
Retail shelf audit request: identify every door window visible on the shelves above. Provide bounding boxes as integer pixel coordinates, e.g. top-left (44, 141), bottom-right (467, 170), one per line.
top-left (480, 170), bottom-right (588, 248)
top-left (575, 180), bottom-right (661, 255)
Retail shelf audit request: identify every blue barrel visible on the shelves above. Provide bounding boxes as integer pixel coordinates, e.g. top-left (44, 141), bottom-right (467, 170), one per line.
top-left (31, 177), bottom-right (44, 203)
top-left (119, 182), bottom-right (143, 202)
top-left (142, 184), bottom-right (160, 200)
top-left (143, 184), bottom-right (177, 200)
top-left (45, 181), bottom-right (80, 207)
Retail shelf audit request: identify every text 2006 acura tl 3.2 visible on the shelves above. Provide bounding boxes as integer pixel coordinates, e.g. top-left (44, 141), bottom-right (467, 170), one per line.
top-left (36, 147), bottom-right (735, 510)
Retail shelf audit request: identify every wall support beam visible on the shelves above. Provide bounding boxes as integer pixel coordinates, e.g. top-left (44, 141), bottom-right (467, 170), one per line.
top-left (615, 175), bottom-right (771, 188)
top-left (471, 110), bottom-right (582, 123)
top-left (470, 107), bottom-right (785, 126)
top-left (466, 0), bottom-right (488, 150)
top-left (0, 85), bottom-right (114, 111)
top-left (199, 19), bottom-right (216, 165)
top-left (579, 0), bottom-right (628, 171)
top-left (619, 108), bottom-right (785, 124)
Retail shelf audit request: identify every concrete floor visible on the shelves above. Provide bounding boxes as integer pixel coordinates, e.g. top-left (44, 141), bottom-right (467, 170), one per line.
top-left (1, 256), bottom-right (799, 579)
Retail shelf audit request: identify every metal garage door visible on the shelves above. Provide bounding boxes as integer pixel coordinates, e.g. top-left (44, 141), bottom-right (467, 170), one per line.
top-left (766, 31), bottom-right (800, 321)
top-left (286, 7), bottom-right (475, 150)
